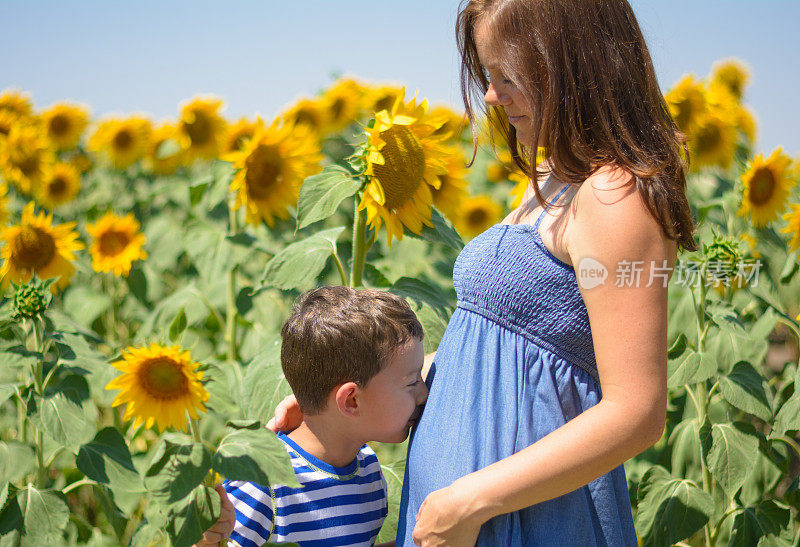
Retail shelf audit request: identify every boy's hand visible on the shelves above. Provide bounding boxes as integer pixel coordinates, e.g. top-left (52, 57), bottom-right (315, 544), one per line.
top-left (266, 394), bottom-right (303, 433)
top-left (193, 484), bottom-right (235, 546)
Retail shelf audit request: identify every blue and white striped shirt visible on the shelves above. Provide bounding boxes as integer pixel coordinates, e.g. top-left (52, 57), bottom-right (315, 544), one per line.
top-left (224, 431), bottom-right (388, 547)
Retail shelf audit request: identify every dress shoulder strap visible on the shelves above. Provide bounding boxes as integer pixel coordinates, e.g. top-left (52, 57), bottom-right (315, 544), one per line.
top-left (533, 183), bottom-right (571, 230)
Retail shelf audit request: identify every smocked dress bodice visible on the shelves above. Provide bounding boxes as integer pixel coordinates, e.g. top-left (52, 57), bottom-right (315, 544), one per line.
top-left (453, 204), bottom-right (598, 381)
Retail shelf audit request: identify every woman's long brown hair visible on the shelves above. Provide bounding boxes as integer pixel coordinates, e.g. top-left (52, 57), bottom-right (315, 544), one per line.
top-left (456, 0), bottom-right (698, 251)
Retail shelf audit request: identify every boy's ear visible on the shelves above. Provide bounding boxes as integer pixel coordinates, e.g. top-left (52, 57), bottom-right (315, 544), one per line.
top-left (334, 382), bottom-right (361, 418)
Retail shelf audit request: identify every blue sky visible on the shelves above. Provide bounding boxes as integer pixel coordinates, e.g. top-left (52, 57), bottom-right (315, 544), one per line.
top-left (2, 0), bottom-right (798, 154)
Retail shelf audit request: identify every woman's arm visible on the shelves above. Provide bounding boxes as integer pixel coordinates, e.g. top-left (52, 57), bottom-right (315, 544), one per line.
top-left (422, 351), bottom-right (436, 382)
top-left (412, 171), bottom-right (674, 543)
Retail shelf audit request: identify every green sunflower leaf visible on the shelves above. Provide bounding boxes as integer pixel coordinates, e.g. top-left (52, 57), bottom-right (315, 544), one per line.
top-left (635, 465), bottom-right (713, 547)
top-left (705, 421), bottom-right (759, 499)
top-left (163, 484), bottom-right (221, 547)
top-left (718, 361), bottom-right (773, 421)
top-left (144, 435), bottom-right (212, 505)
top-left (256, 227), bottom-right (345, 291)
top-left (76, 427), bottom-right (145, 513)
top-left (297, 165), bottom-right (362, 230)
top-left (211, 425), bottom-right (299, 488)
top-left (728, 500), bottom-right (794, 546)
top-left (408, 207), bottom-right (464, 250)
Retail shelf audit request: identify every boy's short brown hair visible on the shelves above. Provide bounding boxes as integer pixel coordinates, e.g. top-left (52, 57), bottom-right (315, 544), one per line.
top-left (280, 286), bottom-right (424, 414)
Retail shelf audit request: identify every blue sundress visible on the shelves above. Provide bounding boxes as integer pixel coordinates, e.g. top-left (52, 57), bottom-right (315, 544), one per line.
top-left (396, 182), bottom-right (638, 546)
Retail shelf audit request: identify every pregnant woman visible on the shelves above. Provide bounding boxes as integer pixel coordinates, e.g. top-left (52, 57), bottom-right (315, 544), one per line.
top-left (268, 0), bottom-right (697, 545)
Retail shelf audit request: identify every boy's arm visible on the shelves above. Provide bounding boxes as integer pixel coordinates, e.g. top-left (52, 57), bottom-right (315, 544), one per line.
top-left (193, 484), bottom-right (235, 546)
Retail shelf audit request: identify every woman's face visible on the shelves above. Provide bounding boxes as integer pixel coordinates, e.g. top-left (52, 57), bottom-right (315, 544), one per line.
top-left (474, 20), bottom-right (535, 146)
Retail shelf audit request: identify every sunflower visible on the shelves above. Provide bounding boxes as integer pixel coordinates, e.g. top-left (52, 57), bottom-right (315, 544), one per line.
top-left (89, 116), bottom-right (152, 170)
top-left (706, 83), bottom-right (757, 145)
top-left (509, 171), bottom-right (529, 208)
top-left (179, 96), bottom-right (227, 160)
top-left (105, 343), bottom-right (209, 432)
top-left (432, 146), bottom-right (469, 221)
top-left (429, 105), bottom-right (467, 141)
top-left (0, 89), bottom-right (34, 119)
top-left (40, 102), bottom-right (90, 151)
top-left (86, 212), bottom-right (147, 276)
top-left (0, 124), bottom-right (54, 194)
top-left (0, 184), bottom-right (8, 225)
top-left (321, 77), bottom-right (365, 134)
top-left (362, 84), bottom-right (405, 117)
top-left (737, 148), bottom-right (795, 228)
top-left (281, 97), bottom-right (326, 135)
top-left (358, 94), bottom-right (450, 246)
top-left (35, 162), bottom-right (81, 209)
top-left (67, 149), bottom-right (94, 174)
top-left (665, 75), bottom-right (707, 134)
top-left (0, 110), bottom-right (16, 138)
top-left (0, 202), bottom-right (84, 291)
top-left (225, 118), bottom-right (322, 227)
top-left (223, 117), bottom-right (261, 154)
top-left (710, 58), bottom-right (750, 101)
top-left (487, 149), bottom-right (515, 183)
top-left (147, 123), bottom-right (188, 175)
top-left (739, 231), bottom-right (761, 259)
top-left (688, 111), bottom-right (738, 171)
top-left (782, 203), bottom-right (800, 254)
top-left (735, 105), bottom-right (757, 144)
top-left (455, 195), bottom-right (503, 239)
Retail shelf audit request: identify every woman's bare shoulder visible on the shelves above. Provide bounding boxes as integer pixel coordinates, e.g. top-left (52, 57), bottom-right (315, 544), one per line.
top-left (567, 166), bottom-right (671, 265)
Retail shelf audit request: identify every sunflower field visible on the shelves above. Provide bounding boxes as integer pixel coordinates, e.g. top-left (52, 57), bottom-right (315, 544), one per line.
top-left (0, 58), bottom-right (799, 546)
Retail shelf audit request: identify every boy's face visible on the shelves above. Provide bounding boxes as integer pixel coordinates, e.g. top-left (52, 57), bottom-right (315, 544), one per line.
top-left (357, 337), bottom-right (427, 443)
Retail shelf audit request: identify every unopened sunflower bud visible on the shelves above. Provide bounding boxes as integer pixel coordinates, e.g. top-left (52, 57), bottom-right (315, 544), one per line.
top-left (703, 233), bottom-right (745, 291)
top-left (11, 276), bottom-right (54, 320)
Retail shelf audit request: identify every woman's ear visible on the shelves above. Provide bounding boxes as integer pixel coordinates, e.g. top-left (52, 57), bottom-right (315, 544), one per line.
top-left (334, 382), bottom-right (361, 418)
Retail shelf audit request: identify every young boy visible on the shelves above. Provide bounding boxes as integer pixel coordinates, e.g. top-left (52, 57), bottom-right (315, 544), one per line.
top-left (197, 286), bottom-right (427, 547)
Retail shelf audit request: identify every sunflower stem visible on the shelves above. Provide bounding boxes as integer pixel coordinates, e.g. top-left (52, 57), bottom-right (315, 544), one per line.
top-left (331, 250), bottom-right (348, 286)
top-left (350, 195), bottom-right (368, 287)
top-left (15, 389), bottom-right (28, 445)
top-left (30, 317), bottom-right (47, 489)
top-left (691, 270), bottom-right (716, 547)
top-left (226, 194), bottom-right (240, 362)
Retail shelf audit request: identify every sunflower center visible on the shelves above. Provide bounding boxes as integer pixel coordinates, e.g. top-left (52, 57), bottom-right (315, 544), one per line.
top-left (231, 130), bottom-right (253, 152)
top-left (137, 357), bottom-right (188, 400)
top-left (467, 207), bottom-right (489, 227)
top-left (98, 229), bottom-right (131, 257)
top-left (15, 153), bottom-right (41, 177)
top-left (113, 129), bottom-right (134, 151)
top-left (675, 98), bottom-right (693, 130)
top-left (749, 168), bottom-right (776, 206)
top-left (331, 98), bottom-right (345, 122)
top-left (49, 114), bottom-right (71, 137)
top-left (373, 125), bottom-right (425, 209)
top-left (245, 144), bottom-right (283, 199)
top-left (48, 175), bottom-right (68, 197)
top-left (185, 111), bottom-right (212, 146)
top-left (13, 226), bottom-right (56, 270)
top-left (694, 123), bottom-right (721, 154)
top-left (294, 109), bottom-right (319, 129)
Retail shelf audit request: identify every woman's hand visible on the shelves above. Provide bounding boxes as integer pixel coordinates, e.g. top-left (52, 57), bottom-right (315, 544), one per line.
top-left (193, 484), bottom-right (235, 546)
top-left (265, 394), bottom-right (303, 433)
top-left (412, 479), bottom-right (485, 546)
